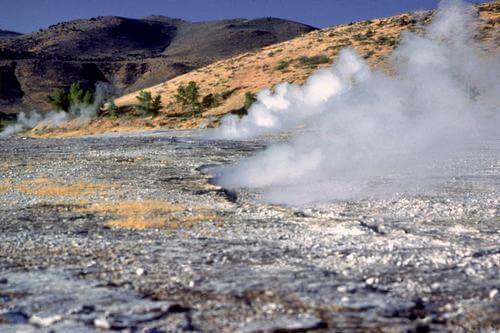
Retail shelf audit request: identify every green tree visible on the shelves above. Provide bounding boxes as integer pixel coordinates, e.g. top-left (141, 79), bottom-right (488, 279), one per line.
top-left (107, 100), bottom-right (117, 117)
top-left (175, 81), bottom-right (201, 110)
top-left (47, 88), bottom-right (70, 111)
top-left (136, 90), bottom-right (162, 115)
top-left (68, 83), bottom-right (85, 106)
top-left (68, 82), bottom-right (95, 108)
top-left (83, 90), bottom-right (94, 105)
top-left (244, 92), bottom-right (257, 110)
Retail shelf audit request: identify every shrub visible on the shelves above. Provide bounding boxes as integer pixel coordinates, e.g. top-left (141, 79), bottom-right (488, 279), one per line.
top-left (298, 55), bottom-right (330, 69)
top-left (363, 50), bottom-right (375, 59)
top-left (375, 36), bottom-right (396, 46)
top-left (230, 107), bottom-right (248, 118)
top-left (107, 100), bottom-right (117, 118)
top-left (83, 90), bottom-right (94, 105)
top-left (393, 16), bottom-right (415, 26)
top-left (201, 93), bottom-right (220, 108)
top-left (353, 30), bottom-right (374, 42)
top-left (175, 81), bottom-right (200, 108)
top-left (244, 92), bottom-right (257, 110)
top-left (47, 88), bottom-right (70, 111)
top-left (275, 60), bottom-right (291, 72)
top-left (47, 82), bottom-right (95, 112)
top-left (68, 83), bottom-right (85, 106)
top-left (0, 119), bottom-right (15, 132)
top-left (136, 90), bottom-right (162, 115)
top-left (220, 88), bottom-right (237, 100)
top-left (175, 81), bottom-right (202, 116)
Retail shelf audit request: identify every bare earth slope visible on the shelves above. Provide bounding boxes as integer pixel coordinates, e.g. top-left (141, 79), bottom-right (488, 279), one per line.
top-left (0, 16), bottom-right (315, 113)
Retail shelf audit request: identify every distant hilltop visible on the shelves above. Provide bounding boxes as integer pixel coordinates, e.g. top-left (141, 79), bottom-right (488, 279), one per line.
top-left (0, 29), bottom-right (22, 39)
top-left (0, 15), bottom-right (316, 114)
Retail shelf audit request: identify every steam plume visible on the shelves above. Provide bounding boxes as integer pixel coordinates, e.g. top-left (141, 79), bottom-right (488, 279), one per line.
top-left (0, 82), bottom-right (116, 138)
top-left (212, 0), bottom-right (500, 205)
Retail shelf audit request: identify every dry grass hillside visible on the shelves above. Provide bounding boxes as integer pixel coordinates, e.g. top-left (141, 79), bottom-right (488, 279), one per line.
top-left (32, 2), bottom-right (499, 137)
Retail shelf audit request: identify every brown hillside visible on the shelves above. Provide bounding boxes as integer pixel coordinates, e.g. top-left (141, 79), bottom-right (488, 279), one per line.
top-left (31, 2), bottom-right (499, 138)
top-left (113, 2), bottom-right (499, 126)
top-left (0, 16), bottom-right (315, 114)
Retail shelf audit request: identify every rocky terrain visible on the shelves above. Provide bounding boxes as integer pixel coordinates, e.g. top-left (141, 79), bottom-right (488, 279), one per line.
top-left (0, 130), bottom-right (498, 332)
top-left (0, 16), bottom-right (315, 113)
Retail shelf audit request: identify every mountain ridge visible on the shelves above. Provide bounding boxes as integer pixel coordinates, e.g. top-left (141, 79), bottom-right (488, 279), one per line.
top-left (0, 15), bottom-right (316, 113)
top-left (0, 29), bottom-right (22, 39)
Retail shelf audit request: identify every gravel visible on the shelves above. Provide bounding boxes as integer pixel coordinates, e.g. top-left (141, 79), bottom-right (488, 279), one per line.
top-left (0, 130), bottom-right (498, 332)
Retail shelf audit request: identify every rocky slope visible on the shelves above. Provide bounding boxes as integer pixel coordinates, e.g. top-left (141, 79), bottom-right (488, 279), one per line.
top-left (0, 16), bottom-right (315, 113)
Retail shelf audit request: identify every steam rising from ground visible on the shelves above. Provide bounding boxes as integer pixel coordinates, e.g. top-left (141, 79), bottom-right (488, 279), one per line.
top-left (212, 0), bottom-right (500, 205)
top-left (0, 82), bottom-right (115, 138)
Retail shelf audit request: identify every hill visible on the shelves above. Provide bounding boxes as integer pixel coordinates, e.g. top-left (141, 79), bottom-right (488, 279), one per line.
top-left (105, 2), bottom-right (498, 132)
top-left (0, 29), bottom-right (22, 39)
top-left (0, 16), bottom-right (315, 114)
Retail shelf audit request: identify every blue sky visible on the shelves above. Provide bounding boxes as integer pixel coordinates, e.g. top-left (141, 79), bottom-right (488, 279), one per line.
top-left (1, 0), bottom-right (487, 33)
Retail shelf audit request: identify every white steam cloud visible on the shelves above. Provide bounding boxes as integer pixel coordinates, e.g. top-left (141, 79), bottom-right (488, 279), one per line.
top-left (0, 82), bottom-right (116, 138)
top-left (212, 49), bottom-right (371, 140)
top-left (212, 0), bottom-right (500, 205)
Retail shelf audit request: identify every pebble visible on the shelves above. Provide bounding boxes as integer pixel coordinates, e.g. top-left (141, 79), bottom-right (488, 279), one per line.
top-left (29, 314), bottom-right (62, 327)
top-left (94, 317), bottom-right (111, 329)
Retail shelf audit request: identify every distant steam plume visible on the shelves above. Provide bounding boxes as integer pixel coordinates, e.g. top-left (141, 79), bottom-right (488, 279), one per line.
top-left (0, 82), bottom-right (116, 138)
top-left (212, 0), bottom-right (500, 205)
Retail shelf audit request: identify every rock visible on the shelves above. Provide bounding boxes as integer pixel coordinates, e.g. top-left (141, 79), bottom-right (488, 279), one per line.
top-left (94, 317), bottom-right (111, 329)
top-left (237, 315), bottom-right (326, 333)
top-left (0, 310), bottom-right (29, 324)
top-left (29, 314), bottom-right (62, 327)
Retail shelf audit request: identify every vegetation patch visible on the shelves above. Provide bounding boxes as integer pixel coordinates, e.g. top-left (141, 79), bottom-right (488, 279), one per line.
top-left (244, 91), bottom-right (257, 110)
top-left (374, 35), bottom-right (397, 46)
top-left (0, 119), bottom-right (16, 132)
top-left (0, 177), bottom-right (116, 198)
top-left (175, 81), bottom-right (203, 116)
top-left (275, 60), bottom-right (292, 72)
top-left (352, 29), bottom-right (375, 42)
top-left (78, 200), bottom-right (219, 230)
top-left (201, 88), bottom-right (238, 109)
top-left (298, 55), bottom-right (330, 69)
top-left (47, 82), bottom-right (94, 113)
top-left (135, 90), bottom-right (162, 116)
